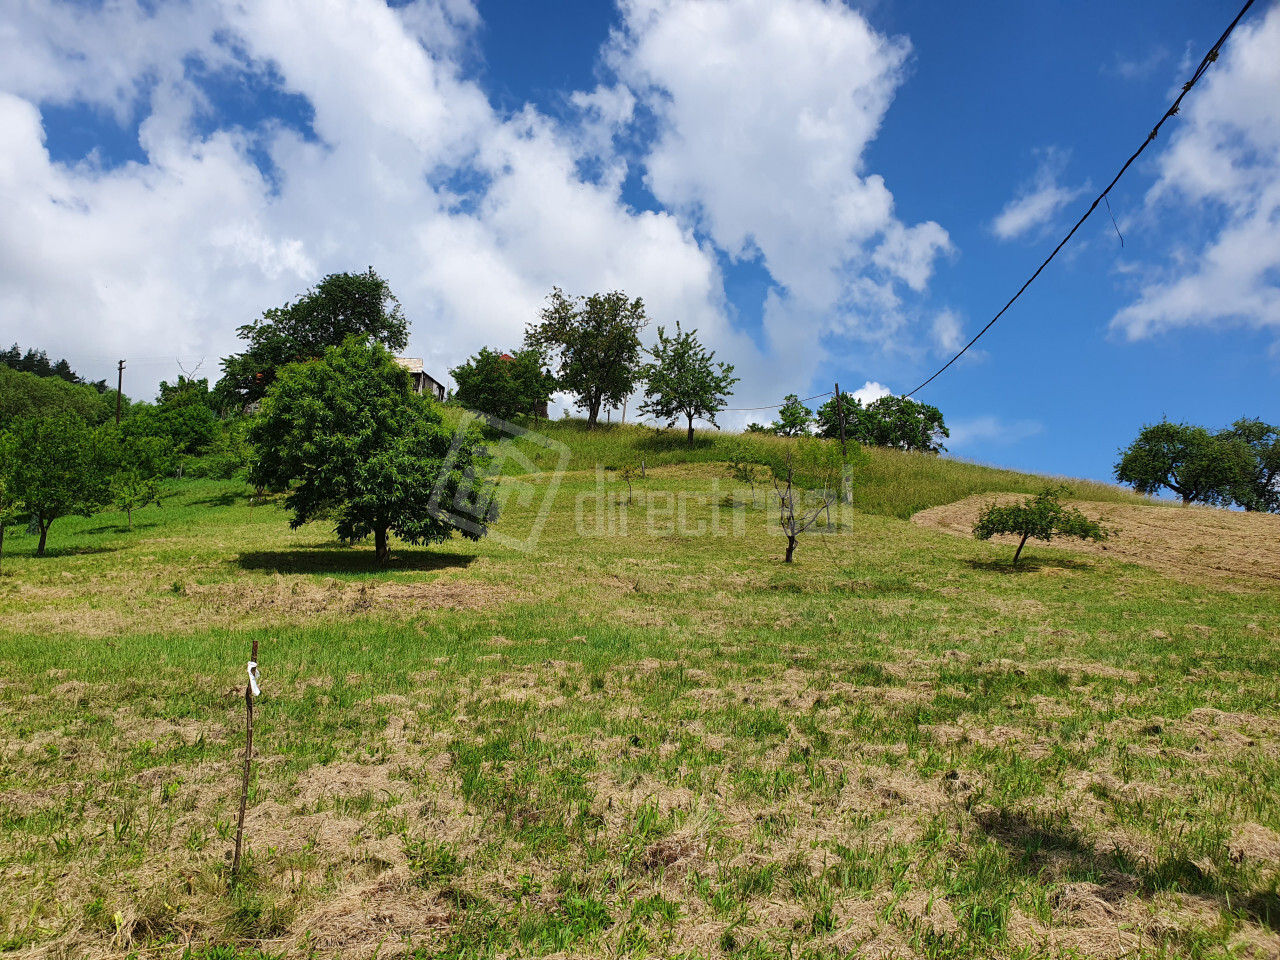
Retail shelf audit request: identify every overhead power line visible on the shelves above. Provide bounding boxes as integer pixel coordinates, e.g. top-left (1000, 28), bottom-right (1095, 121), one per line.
top-left (722, 391), bottom-right (833, 412)
top-left (907, 0), bottom-right (1257, 397)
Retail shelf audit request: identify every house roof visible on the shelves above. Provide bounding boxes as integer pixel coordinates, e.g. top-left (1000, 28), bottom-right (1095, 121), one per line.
top-left (394, 357), bottom-right (424, 374)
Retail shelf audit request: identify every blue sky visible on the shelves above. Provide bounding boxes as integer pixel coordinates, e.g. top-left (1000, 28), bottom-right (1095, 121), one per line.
top-left (1, 0), bottom-right (1277, 484)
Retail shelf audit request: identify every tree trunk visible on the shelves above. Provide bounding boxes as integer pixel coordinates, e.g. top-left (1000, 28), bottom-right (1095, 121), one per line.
top-left (37, 521), bottom-right (49, 558)
top-left (687, 415), bottom-right (695, 448)
top-left (1012, 532), bottom-right (1030, 566)
top-left (127, 506), bottom-right (133, 531)
top-left (587, 397), bottom-right (601, 430)
top-left (375, 527), bottom-right (389, 563)
top-left (785, 535), bottom-right (797, 563)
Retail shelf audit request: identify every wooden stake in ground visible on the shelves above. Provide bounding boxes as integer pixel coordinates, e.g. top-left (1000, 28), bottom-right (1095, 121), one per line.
top-left (834, 382), bottom-right (851, 504)
top-left (231, 639), bottom-right (260, 886)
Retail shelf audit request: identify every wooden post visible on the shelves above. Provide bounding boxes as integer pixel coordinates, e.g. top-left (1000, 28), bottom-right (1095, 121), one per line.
top-left (231, 639), bottom-right (258, 885)
top-left (835, 383), bottom-right (850, 504)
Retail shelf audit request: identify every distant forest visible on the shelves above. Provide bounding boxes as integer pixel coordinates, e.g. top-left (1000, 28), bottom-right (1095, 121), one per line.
top-left (0, 344), bottom-right (107, 392)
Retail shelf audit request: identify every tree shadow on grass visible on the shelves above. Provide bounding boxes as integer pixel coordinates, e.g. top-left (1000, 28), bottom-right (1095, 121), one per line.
top-left (964, 555), bottom-right (1095, 574)
top-left (235, 547), bottom-right (476, 575)
top-left (76, 519), bottom-right (165, 535)
top-left (189, 490), bottom-right (251, 508)
top-left (973, 808), bottom-right (1278, 933)
top-left (17, 544), bottom-right (122, 559)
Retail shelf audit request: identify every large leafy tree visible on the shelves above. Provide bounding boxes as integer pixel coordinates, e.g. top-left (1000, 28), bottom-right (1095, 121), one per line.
top-left (218, 268), bottom-right (409, 409)
top-left (249, 339), bottom-right (497, 562)
top-left (1223, 418), bottom-right (1280, 513)
top-left (770, 395), bottom-right (813, 436)
top-left (1114, 420), bottom-right (1252, 505)
top-left (450, 347), bottom-right (553, 422)
top-left (2, 415), bottom-right (110, 556)
top-left (524, 288), bottom-right (647, 429)
top-left (817, 394), bottom-right (948, 453)
top-left (973, 488), bottom-right (1109, 566)
top-left (639, 323), bottom-right (738, 447)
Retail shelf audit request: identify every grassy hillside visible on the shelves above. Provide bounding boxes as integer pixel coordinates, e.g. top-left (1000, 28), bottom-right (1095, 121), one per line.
top-left (0, 429), bottom-right (1276, 960)
top-left (498, 417), bottom-right (1148, 519)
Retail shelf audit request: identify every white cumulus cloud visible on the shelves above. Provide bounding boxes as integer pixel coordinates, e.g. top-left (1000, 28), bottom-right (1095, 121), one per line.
top-left (0, 0), bottom-right (952, 409)
top-left (991, 149), bottom-right (1088, 241)
top-left (1111, 4), bottom-right (1280, 340)
top-left (606, 0), bottom-right (952, 368)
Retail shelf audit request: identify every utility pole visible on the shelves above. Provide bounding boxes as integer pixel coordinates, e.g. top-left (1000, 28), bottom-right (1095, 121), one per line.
top-left (116, 360), bottom-right (126, 425)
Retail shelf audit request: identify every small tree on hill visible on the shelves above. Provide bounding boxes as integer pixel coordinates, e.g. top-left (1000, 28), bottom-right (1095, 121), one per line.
top-left (106, 433), bottom-right (175, 530)
top-left (250, 339), bottom-right (497, 563)
top-left (973, 488), bottom-right (1109, 566)
top-left (771, 395), bottom-right (812, 436)
top-left (525, 287), bottom-right (647, 429)
top-left (773, 439), bottom-right (863, 563)
top-left (3, 415), bottom-right (110, 556)
top-left (639, 322), bottom-right (739, 447)
top-left (1115, 420), bottom-right (1251, 505)
top-left (722, 437), bottom-right (766, 505)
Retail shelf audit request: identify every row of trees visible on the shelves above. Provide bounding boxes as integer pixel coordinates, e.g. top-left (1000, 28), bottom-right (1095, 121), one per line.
top-left (748, 393), bottom-right (949, 453)
top-left (1115, 419), bottom-right (1279, 511)
top-left (452, 287), bottom-right (949, 455)
top-left (451, 289), bottom-right (740, 447)
top-left (0, 343), bottom-right (107, 391)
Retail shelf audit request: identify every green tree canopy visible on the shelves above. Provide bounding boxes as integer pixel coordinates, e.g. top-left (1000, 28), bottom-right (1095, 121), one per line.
top-left (816, 394), bottom-right (948, 453)
top-left (218, 268), bottom-right (409, 409)
top-left (450, 347), bottom-right (553, 422)
top-left (0, 365), bottom-right (117, 429)
top-left (158, 376), bottom-right (215, 410)
top-left (524, 287), bottom-right (647, 429)
top-left (102, 432), bottom-right (175, 531)
top-left (1222, 418), bottom-right (1280, 513)
top-left (249, 339), bottom-right (497, 562)
top-left (2, 414), bottom-right (110, 556)
top-left (770, 395), bottom-right (812, 437)
top-left (120, 402), bottom-right (220, 457)
top-left (639, 323), bottom-right (738, 447)
top-left (1114, 420), bottom-right (1252, 505)
top-left (973, 488), bottom-right (1109, 566)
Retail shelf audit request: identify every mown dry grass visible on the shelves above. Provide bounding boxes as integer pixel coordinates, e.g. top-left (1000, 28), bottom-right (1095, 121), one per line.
top-left (913, 493), bottom-right (1280, 588)
top-left (0, 461), bottom-right (1278, 960)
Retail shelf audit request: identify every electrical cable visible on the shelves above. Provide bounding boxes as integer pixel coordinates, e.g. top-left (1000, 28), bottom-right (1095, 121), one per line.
top-left (906, 0), bottom-right (1256, 397)
top-left (723, 391), bottom-right (833, 412)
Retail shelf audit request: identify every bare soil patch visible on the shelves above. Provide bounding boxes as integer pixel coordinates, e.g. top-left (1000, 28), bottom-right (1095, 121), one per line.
top-left (911, 493), bottom-right (1280, 587)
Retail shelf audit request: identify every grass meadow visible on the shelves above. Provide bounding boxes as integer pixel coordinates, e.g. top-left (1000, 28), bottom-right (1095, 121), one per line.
top-left (1, 423), bottom-right (1278, 959)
